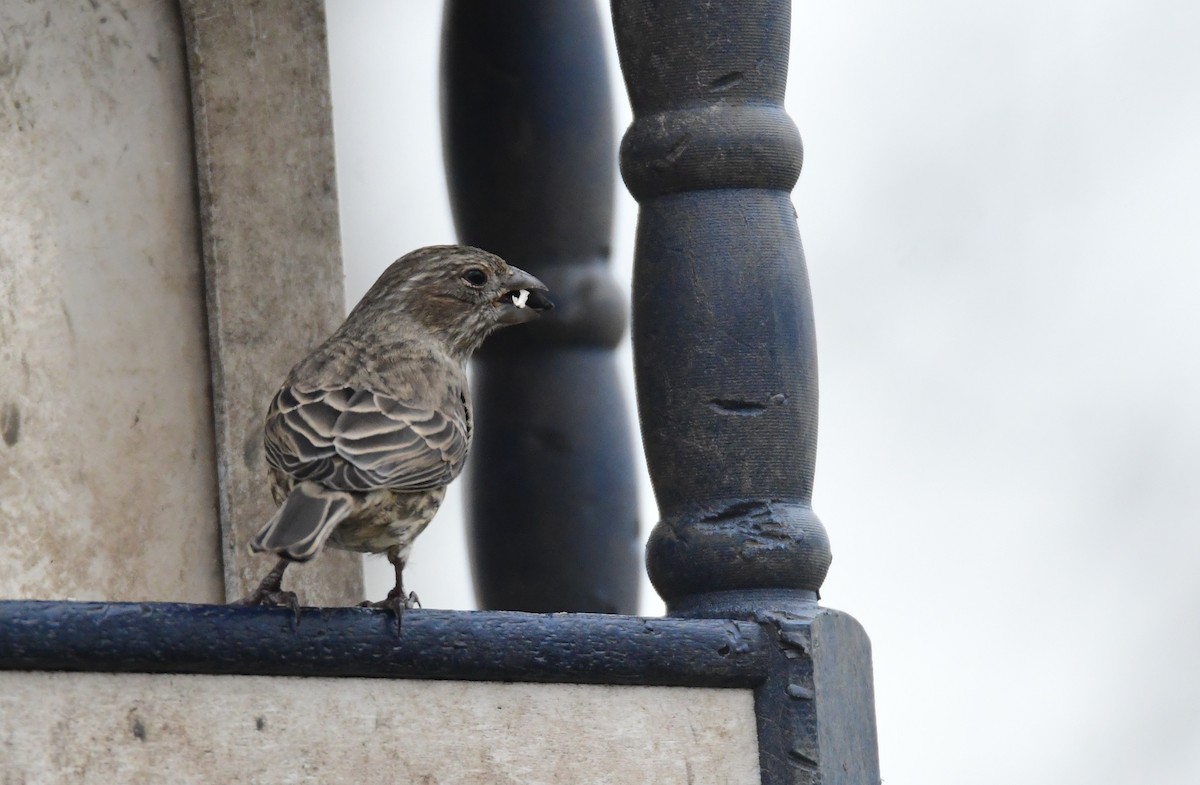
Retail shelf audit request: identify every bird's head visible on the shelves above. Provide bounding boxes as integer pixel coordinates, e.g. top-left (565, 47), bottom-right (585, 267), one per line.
top-left (347, 245), bottom-right (553, 359)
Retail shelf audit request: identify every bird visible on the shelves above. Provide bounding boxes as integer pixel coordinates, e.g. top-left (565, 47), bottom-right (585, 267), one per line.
top-left (237, 244), bottom-right (552, 619)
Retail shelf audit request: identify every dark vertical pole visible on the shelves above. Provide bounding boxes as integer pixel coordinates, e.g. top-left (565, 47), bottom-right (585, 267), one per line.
top-left (441, 0), bottom-right (639, 614)
top-left (611, 2), bottom-right (880, 782)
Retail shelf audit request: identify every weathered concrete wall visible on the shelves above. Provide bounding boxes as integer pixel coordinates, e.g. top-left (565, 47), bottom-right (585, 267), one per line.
top-left (0, 2), bottom-right (223, 602)
top-left (0, 0), bottom-right (364, 604)
top-left (0, 672), bottom-right (760, 784)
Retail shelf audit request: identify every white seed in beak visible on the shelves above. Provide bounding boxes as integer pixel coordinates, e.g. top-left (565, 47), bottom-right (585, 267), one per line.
top-left (512, 289), bottom-right (530, 309)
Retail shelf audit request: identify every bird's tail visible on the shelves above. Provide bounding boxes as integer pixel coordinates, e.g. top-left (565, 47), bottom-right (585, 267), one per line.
top-left (250, 481), bottom-right (354, 561)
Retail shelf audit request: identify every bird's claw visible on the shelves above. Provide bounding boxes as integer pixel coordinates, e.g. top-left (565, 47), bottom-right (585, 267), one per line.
top-left (359, 590), bottom-right (419, 635)
top-left (359, 589), bottom-right (419, 609)
top-left (235, 589), bottom-right (301, 626)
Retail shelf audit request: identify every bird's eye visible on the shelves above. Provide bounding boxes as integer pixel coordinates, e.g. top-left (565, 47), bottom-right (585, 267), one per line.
top-left (462, 268), bottom-right (488, 287)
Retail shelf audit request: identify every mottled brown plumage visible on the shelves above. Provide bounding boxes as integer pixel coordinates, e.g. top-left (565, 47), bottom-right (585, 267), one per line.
top-left (239, 245), bottom-right (551, 615)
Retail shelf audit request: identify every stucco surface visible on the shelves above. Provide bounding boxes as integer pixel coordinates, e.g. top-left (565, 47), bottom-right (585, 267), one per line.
top-left (0, 671), bottom-right (760, 784)
top-left (0, 0), bottom-right (364, 605)
top-left (0, 1), bottom-right (223, 602)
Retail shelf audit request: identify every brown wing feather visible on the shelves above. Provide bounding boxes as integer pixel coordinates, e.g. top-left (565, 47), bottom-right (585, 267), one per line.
top-left (264, 385), bottom-right (469, 493)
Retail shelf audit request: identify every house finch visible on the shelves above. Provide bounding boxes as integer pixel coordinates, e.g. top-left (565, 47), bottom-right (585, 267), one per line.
top-left (239, 245), bottom-right (552, 617)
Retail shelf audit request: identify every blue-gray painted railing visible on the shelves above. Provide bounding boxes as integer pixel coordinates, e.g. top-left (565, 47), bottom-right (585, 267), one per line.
top-left (611, 1), bottom-right (880, 782)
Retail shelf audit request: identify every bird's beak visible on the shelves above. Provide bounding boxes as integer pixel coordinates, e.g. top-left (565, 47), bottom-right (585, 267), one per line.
top-left (496, 266), bottom-right (553, 325)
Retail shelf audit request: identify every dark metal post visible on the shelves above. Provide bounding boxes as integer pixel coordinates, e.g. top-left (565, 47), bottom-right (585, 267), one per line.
top-left (440, 0), bottom-right (639, 613)
top-left (611, 1), bottom-right (880, 782)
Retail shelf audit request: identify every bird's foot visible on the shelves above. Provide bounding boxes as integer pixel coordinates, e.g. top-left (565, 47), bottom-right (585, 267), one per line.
top-left (358, 589), bottom-right (419, 610)
top-left (233, 558), bottom-right (299, 623)
top-left (235, 587), bottom-right (301, 625)
top-left (358, 590), bottom-right (419, 634)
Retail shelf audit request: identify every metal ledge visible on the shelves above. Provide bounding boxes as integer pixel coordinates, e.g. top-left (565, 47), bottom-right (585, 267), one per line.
top-left (0, 601), bottom-right (769, 688)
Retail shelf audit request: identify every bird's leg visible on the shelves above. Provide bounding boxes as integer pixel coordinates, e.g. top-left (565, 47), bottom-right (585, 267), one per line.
top-left (235, 557), bottom-right (300, 622)
top-left (387, 547), bottom-right (421, 610)
top-left (360, 547), bottom-right (419, 633)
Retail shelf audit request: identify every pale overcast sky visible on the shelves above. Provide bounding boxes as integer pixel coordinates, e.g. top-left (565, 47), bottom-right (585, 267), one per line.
top-left (326, 3), bottom-right (1200, 783)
